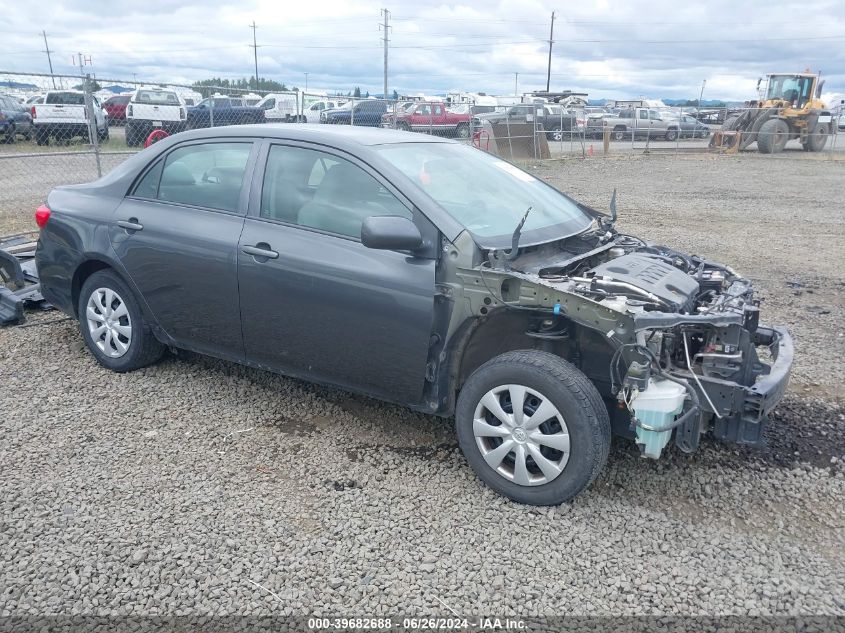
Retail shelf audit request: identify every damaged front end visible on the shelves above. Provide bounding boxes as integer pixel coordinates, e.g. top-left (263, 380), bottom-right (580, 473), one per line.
top-left (453, 225), bottom-right (793, 459)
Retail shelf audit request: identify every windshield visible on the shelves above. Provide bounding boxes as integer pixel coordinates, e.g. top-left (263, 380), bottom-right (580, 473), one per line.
top-left (766, 75), bottom-right (813, 103)
top-left (133, 90), bottom-right (180, 105)
top-left (374, 143), bottom-right (592, 246)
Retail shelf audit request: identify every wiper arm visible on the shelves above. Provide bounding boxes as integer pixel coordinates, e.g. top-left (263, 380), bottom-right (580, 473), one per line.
top-left (505, 206), bottom-right (533, 261)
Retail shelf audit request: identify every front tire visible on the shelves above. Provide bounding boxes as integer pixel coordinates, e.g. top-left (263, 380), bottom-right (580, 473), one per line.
top-left (757, 118), bottom-right (789, 154)
top-left (78, 270), bottom-right (165, 372)
top-left (456, 123), bottom-right (470, 139)
top-left (455, 350), bottom-right (611, 506)
top-left (125, 122), bottom-right (142, 147)
top-left (4, 124), bottom-right (15, 143)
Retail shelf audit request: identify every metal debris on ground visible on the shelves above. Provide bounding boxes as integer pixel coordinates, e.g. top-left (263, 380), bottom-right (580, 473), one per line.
top-left (0, 232), bottom-right (52, 325)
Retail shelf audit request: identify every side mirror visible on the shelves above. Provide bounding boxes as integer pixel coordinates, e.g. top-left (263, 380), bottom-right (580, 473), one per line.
top-left (361, 216), bottom-right (422, 251)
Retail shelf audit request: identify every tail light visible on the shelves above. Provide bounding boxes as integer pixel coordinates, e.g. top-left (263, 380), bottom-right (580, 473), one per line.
top-left (35, 204), bottom-right (51, 229)
top-left (30, 106), bottom-right (37, 118)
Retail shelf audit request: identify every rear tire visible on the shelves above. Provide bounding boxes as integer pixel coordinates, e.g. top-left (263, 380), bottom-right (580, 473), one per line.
top-left (125, 122), bottom-right (142, 147)
top-left (757, 118), bottom-right (789, 154)
top-left (665, 128), bottom-right (678, 141)
top-left (546, 126), bottom-right (563, 142)
top-left (35, 128), bottom-right (49, 146)
top-left (802, 122), bottom-right (829, 152)
top-left (612, 127), bottom-right (626, 141)
top-left (455, 350), bottom-right (611, 506)
top-left (4, 124), bottom-right (15, 143)
top-left (78, 270), bottom-right (165, 373)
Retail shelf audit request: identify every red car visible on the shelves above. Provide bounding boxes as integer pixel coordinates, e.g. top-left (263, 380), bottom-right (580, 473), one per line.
top-left (102, 94), bottom-right (131, 125)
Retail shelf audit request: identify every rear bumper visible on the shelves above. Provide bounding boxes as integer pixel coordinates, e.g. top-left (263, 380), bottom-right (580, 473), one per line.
top-left (35, 122), bottom-right (89, 134)
top-left (128, 120), bottom-right (186, 133)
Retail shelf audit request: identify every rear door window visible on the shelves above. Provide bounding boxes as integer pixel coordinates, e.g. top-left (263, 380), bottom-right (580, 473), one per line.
top-left (150, 143), bottom-right (252, 212)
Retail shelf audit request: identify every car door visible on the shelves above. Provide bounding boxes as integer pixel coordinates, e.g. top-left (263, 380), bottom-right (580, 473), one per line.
top-left (635, 108), bottom-right (649, 137)
top-left (649, 110), bottom-right (665, 137)
top-left (111, 139), bottom-right (259, 360)
top-left (238, 142), bottom-right (436, 405)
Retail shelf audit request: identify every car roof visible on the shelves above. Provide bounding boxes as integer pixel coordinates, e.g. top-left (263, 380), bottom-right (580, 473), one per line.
top-left (172, 124), bottom-right (454, 147)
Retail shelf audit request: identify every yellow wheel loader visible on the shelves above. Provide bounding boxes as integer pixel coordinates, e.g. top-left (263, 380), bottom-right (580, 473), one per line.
top-left (714, 72), bottom-right (834, 154)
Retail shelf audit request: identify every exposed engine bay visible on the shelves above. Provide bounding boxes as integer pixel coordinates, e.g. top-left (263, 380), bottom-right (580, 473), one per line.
top-left (452, 219), bottom-right (793, 460)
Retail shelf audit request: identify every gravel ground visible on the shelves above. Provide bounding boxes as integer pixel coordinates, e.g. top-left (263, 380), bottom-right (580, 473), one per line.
top-left (1, 152), bottom-right (843, 618)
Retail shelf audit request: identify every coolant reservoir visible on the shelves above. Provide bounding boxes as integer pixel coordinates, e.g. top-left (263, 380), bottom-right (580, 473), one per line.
top-left (632, 378), bottom-right (687, 459)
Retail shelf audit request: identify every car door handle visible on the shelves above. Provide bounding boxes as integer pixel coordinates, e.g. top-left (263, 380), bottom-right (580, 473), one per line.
top-left (242, 244), bottom-right (279, 260)
top-left (117, 219), bottom-right (144, 231)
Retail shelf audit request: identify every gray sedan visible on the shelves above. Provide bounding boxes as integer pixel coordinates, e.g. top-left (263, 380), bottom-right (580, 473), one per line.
top-left (34, 125), bottom-right (793, 505)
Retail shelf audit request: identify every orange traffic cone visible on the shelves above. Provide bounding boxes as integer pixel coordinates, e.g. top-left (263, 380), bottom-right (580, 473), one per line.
top-left (588, 144), bottom-right (594, 156)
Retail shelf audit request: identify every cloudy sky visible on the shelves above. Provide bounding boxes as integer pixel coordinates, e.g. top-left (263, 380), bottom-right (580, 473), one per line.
top-left (1, 0), bottom-right (844, 102)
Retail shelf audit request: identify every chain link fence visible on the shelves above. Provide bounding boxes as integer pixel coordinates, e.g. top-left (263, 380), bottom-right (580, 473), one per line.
top-left (1, 70), bottom-right (842, 236)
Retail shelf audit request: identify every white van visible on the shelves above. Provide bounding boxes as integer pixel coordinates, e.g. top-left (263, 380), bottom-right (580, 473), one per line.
top-left (256, 93), bottom-right (301, 122)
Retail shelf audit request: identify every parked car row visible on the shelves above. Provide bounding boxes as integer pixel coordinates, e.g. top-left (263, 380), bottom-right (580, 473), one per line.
top-left (4, 89), bottom-right (720, 149)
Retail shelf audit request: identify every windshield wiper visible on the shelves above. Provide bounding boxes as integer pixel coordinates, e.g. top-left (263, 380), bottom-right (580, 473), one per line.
top-left (505, 206), bottom-right (533, 261)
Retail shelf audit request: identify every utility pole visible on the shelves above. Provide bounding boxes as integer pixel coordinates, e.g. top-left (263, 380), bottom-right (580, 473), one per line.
top-left (304, 72), bottom-right (309, 92)
top-left (42, 31), bottom-right (56, 88)
top-left (514, 72), bottom-right (519, 97)
top-left (249, 21), bottom-right (259, 90)
top-left (697, 79), bottom-right (706, 117)
top-left (545, 11), bottom-right (555, 93)
top-left (380, 9), bottom-right (390, 99)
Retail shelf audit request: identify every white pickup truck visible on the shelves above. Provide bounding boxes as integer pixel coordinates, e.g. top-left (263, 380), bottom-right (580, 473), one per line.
top-left (597, 107), bottom-right (681, 141)
top-left (125, 87), bottom-right (187, 147)
top-left (303, 99), bottom-right (341, 123)
top-left (31, 90), bottom-right (108, 146)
